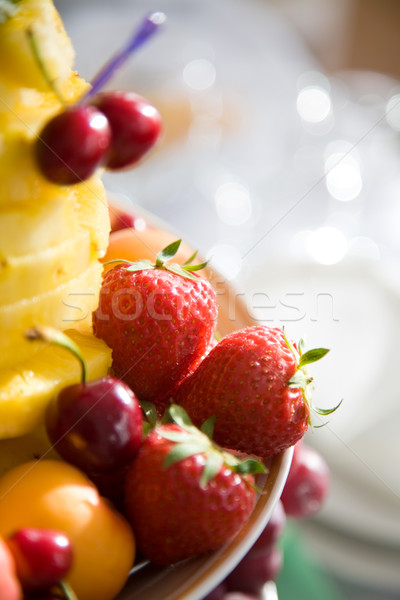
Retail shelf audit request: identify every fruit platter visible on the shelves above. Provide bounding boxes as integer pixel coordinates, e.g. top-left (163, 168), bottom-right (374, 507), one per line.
top-left (0, 2), bottom-right (335, 599)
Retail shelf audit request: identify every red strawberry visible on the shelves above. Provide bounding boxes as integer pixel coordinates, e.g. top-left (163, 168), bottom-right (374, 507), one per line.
top-left (93, 240), bottom-right (217, 412)
top-left (175, 325), bottom-right (334, 458)
top-left (124, 405), bottom-right (265, 565)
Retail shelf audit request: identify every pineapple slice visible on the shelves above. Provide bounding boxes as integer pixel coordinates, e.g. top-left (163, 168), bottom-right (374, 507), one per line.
top-left (0, 424), bottom-right (58, 478)
top-left (0, 228), bottom-right (91, 305)
top-left (0, 260), bottom-right (103, 351)
top-left (0, 329), bottom-right (112, 438)
top-left (0, 0), bottom-right (75, 92)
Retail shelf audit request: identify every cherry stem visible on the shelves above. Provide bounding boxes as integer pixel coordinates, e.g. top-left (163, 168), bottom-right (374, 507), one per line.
top-left (59, 580), bottom-right (79, 600)
top-left (25, 326), bottom-right (87, 384)
top-left (80, 11), bottom-right (166, 104)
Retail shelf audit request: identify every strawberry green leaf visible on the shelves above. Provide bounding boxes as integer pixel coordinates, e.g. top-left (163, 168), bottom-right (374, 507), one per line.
top-left (288, 370), bottom-right (310, 389)
top-left (200, 415), bottom-right (216, 440)
top-left (168, 404), bottom-right (196, 431)
top-left (313, 398), bottom-right (343, 416)
top-left (125, 259), bottom-right (154, 272)
top-left (182, 250), bottom-right (198, 266)
top-left (299, 348), bottom-right (330, 368)
top-left (163, 440), bottom-right (209, 469)
top-left (182, 260), bottom-right (209, 272)
top-left (234, 458), bottom-right (267, 475)
top-left (155, 239), bottom-right (181, 266)
top-left (200, 449), bottom-right (223, 488)
top-left (165, 263), bottom-right (199, 281)
top-left (140, 400), bottom-right (158, 428)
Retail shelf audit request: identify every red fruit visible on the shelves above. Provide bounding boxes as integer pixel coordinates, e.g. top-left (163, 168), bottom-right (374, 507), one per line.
top-left (6, 528), bottom-right (73, 591)
top-left (91, 91), bottom-right (162, 169)
top-left (225, 546), bottom-right (283, 593)
top-left (93, 240), bottom-right (217, 412)
top-left (281, 442), bottom-right (330, 519)
top-left (176, 326), bottom-right (330, 458)
top-left (45, 376), bottom-right (143, 476)
top-left (124, 405), bottom-right (264, 565)
top-left (0, 536), bottom-right (21, 600)
top-left (35, 105), bottom-right (111, 185)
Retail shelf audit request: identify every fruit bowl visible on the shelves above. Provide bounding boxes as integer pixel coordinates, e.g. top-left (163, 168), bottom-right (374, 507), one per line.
top-left (108, 199), bottom-right (293, 600)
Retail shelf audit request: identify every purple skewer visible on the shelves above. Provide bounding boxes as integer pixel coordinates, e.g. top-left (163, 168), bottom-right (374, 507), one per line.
top-left (80, 11), bottom-right (166, 103)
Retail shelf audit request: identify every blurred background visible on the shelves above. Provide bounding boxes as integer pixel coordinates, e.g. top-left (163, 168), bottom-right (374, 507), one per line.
top-left (54, 1), bottom-right (400, 599)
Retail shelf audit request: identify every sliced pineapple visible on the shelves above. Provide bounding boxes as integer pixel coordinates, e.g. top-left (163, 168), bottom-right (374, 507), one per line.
top-left (0, 424), bottom-right (59, 478)
top-left (0, 329), bottom-right (112, 438)
top-left (0, 0), bottom-right (75, 92)
top-left (0, 228), bottom-right (92, 305)
top-left (0, 260), bottom-right (103, 350)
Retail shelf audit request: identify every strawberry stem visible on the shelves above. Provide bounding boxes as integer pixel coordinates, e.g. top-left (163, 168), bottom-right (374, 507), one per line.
top-left (80, 12), bottom-right (166, 103)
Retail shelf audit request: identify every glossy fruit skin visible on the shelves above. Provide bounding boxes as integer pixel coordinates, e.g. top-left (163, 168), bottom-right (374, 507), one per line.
top-left (35, 105), bottom-right (111, 185)
top-left (93, 264), bottom-right (217, 411)
top-left (45, 376), bottom-right (143, 476)
top-left (91, 91), bottom-right (162, 169)
top-left (281, 442), bottom-right (330, 519)
top-left (176, 326), bottom-right (308, 458)
top-left (124, 424), bottom-right (256, 565)
top-left (0, 536), bottom-right (21, 600)
top-left (0, 460), bottom-right (135, 600)
top-left (225, 546), bottom-right (283, 594)
top-left (6, 528), bottom-right (73, 591)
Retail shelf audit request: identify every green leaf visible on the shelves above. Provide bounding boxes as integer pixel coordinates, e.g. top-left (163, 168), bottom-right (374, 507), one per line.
top-left (299, 348), bottom-right (330, 368)
top-left (163, 441), bottom-right (209, 469)
top-left (125, 259), bottom-right (154, 272)
top-left (182, 250), bottom-right (198, 266)
top-left (140, 400), bottom-right (158, 428)
top-left (200, 415), bottom-right (216, 440)
top-left (200, 449), bottom-right (223, 488)
top-left (155, 239), bottom-right (181, 266)
top-left (182, 260), bottom-right (209, 272)
top-left (168, 404), bottom-right (195, 431)
top-left (313, 398), bottom-right (343, 416)
top-left (158, 429), bottom-right (192, 443)
top-left (234, 458), bottom-right (267, 475)
top-left (165, 263), bottom-right (199, 281)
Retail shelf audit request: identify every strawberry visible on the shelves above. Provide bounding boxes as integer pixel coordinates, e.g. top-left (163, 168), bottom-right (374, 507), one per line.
top-left (123, 405), bottom-right (265, 565)
top-left (92, 240), bottom-right (218, 412)
top-left (175, 325), bottom-right (335, 458)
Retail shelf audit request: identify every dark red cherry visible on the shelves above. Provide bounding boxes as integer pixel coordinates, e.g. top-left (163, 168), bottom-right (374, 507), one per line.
top-left (6, 528), bottom-right (73, 591)
top-left (35, 105), bottom-right (111, 185)
top-left (281, 441), bottom-right (330, 519)
top-left (45, 376), bottom-right (143, 475)
top-left (91, 91), bottom-right (162, 169)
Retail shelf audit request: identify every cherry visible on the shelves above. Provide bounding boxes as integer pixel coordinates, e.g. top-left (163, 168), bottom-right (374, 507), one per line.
top-left (6, 528), bottom-right (73, 591)
top-left (281, 441), bottom-right (330, 519)
top-left (46, 375), bottom-right (143, 475)
top-left (91, 91), bottom-right (162, 169)
top-left (225, 546), bottom-right (283, 594)
top-left (35, 105), bottom-right (111, 185)
top-left (26, 326), bottom-right (143, 477)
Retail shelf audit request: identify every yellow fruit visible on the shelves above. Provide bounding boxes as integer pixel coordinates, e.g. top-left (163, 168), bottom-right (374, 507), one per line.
top-left (0, 260), bottom-right (103, 350)
top-left (0, 424), bottom-right (57, 478)
top-left (103, 225), bottom-right (194, 266)
top-left (73, 176), bottom-right (110, 259)
top-left (0, 228), bottom-right (91, 305)
top-left (0, 460), bottom-right (135, 600)
top-left (0, 330), bottom-right (112, 438)
top-left (0, 0), bottom-right (75, 92)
